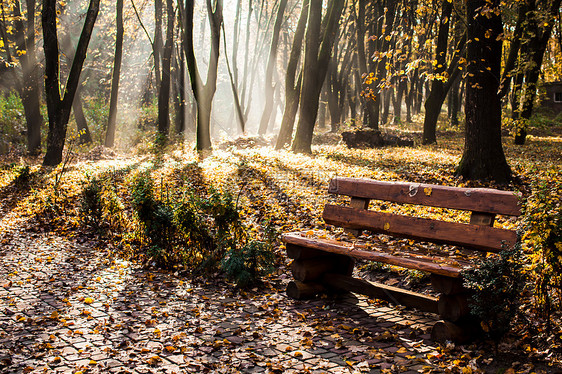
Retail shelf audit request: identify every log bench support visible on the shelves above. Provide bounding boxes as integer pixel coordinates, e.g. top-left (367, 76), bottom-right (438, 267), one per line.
top-left (283, 178), bottom-right (521, 343)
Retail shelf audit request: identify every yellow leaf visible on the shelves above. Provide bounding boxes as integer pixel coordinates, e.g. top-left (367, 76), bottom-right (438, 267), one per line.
top-left (384, 223), bottom-right (390, 230)
top-left (84, 297), bottom-right (94, 305)
top-left (396, 347), bottom-right (408, 353)
top-left (294, 351), bottom-right (303, 357)
top-left (424, 187), bottom-right (432, 196)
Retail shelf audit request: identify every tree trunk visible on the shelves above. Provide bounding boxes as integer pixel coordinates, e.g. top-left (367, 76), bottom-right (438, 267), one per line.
top-left (258, 0), bottom-right (288, 135)
top-left (456, 0), bottom-right (511, 183)
top-left (157, 0), bottom-right (174, 138)
top-left (182, 0), bottom-right (223, 151)
top-left (42, 0), bottom-right (100, 166)
top-left (73, 90), bottom-right (92, 144)
top-left (292, 0), bottom-right (344, 153)
top-left (154, 0), bottom-right (163, 89)
top-left (13, 0), bottom-right (43, 154)
top-left (275, 0), bottom-right (309, 149)
top-left (105, 0), bottom-right (124, 148)
top-left (422, 0), bottom-right (453, 144)
top-left (514, 0), bottom-right (561, 145)
top-left (448, 74), bottom-right (461, 127)
top-left (354, 0), bottom-right (378, 130)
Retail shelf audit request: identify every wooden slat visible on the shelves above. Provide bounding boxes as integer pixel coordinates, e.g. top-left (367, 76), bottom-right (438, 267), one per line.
top-left (328, 178), bottom-right (521, 216)
top-left (282, 233), bottom-right (464, 277)
top-left (322, 205), bottom-right (517, 252)
top-left (322, 273), bottom-right (439, 314)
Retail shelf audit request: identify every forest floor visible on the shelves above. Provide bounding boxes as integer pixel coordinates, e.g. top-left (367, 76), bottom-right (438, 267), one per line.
top-left (1, 124), bottom-right (561, 373)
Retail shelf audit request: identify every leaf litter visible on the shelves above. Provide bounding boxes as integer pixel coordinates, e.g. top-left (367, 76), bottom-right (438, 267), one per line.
top-left (0, 132), bottom-right (561, 373)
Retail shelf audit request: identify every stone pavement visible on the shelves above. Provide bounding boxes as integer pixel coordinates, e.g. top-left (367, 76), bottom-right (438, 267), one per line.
top-left (0, 227), bottom-right (441, 374)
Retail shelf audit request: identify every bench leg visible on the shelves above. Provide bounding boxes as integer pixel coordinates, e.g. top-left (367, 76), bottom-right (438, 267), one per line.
top-left (286, 248), bottom-right (355, 300)
top-left (286, 281), bottom-right (325, 300)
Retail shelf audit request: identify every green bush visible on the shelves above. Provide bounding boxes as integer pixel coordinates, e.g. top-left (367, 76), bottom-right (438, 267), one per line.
top-left (523, 169), bottom-right (562, 319)
top-left (462, 244), bottom-right (526, 342)
top-left (79, 175), bottom-right (104, 229)
top-left (13, 165), bottom-right (31, 189)
top-left (222, 223), bottom-right (277, 288)
top-left (128, 171), bottom-right (277, 283)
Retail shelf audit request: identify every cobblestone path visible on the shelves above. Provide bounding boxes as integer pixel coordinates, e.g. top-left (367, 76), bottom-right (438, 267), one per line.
top-left (1, 222), bottom-right (439, 373)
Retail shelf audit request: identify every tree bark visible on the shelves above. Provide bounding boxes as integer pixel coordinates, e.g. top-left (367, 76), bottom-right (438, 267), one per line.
top-left (13, 0), bottom-right (43, 154)
top-left (422, 0), bottom-right (453, 144)
top-left (154, 0), bottom-right (163, 89)
top-left (258, 0), bottom-right (288, 135)
top-left (72, 90), bottom-right (92, 144)
top-left (456, 0), bottom-right (511, 183)
top-left (514, 0), bottom-right (561, 145)
top-left (182, 0), bottom-right (223, 151)
top-left (275, 0), bottom-right (309, 149)
top-left (292, 0), bottom-right (345, 154)
top-left (105, 0), bottom-right (124, 147)
top-left (354, 0), bottom-right (379, 130)
top-left (42, 0), bottom-right (100, 166)
top-left (157, 0), bottom-right (175, 138)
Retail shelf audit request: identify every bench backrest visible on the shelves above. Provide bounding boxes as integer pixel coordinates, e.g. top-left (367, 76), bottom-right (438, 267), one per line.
top-left (324, 177), bottom-right (521, 252)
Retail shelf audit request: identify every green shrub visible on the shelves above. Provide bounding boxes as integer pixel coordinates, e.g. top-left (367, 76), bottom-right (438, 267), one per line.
top-left (462, 244), bottom-right (525, 342)
top-left (79, 175), bottom-right (104, 229)
top-left (131, 171), bottom-right (176, 262)
top-left (128, 171), bottom-right (277, 283)
top-left (523, 169), bottom-right (562, 320)
top-left (13, 165), bottom-right (31, 189)
top-left (221, 223), bottom-right (277, 288)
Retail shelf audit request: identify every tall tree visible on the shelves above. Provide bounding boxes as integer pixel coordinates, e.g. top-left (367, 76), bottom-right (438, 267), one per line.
top-left (105, 0), bottom-right (124, 148)
top-left (157, 0), bottom-right (175, 138)
top-left (258, 0), bottom-right (288, 135)
top-left (513, 0), bottom-right (562, 145)
top-left (42, 0), bottom-right (100, 166)
top-left (275, 0), bottom-right (309, 149)
top-left (182, 0), bottom-right (223, 151)
top-left (456, 0), bottom-right (511, 183)
top-left (12, 0), bottom-right (43, 155)
top-left (292, 0), bottom-right (345, 153)
top-left (422, 2), bottom-right (466, 144)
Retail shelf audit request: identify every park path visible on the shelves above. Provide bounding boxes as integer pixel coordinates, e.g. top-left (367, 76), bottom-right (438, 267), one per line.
top-left (0, 205), bottom-right (442, 374)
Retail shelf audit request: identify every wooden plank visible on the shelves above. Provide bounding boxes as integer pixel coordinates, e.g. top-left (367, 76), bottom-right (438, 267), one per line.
top-left (322, 205), bottom-right (518, 252)
top-left (282, 233), bottom-right (463, 277)
top-left (328, 178), bottom-right (522, 216)
top-left (322, 273), bottom-right (439, 314)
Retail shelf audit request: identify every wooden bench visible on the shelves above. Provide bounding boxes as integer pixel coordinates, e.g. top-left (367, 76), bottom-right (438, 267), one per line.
top-left (282, 177), bottom-right (521, 342)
